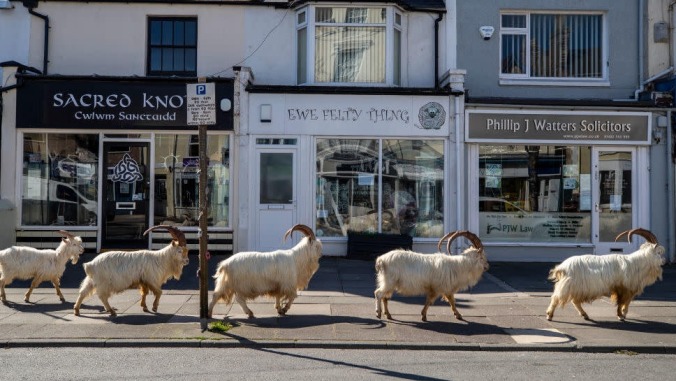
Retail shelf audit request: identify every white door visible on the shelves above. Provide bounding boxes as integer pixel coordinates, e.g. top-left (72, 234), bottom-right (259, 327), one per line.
top-left (592, 147), bottom-right (637, 254)
top-left (255, 147), bottom-right (298, 251)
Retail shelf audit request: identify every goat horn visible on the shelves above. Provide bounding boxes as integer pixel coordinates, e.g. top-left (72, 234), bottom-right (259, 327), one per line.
top-left (143, 225), bottom-right (187, 247)
top-left (437, 232), bottom-right (454, 254)
top-left (283, 224), bottom-right (316, 242)
top-left (57, 230), bottom-right (75, 240)
top-left (447, 230), bottom-right (484, 254)
top-left (614, 230), bottom-right (631, 243)
top-left (628, 228), bottom-right (658, 244)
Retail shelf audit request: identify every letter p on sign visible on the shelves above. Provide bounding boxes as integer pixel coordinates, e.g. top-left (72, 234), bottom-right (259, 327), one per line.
top-left (196, 84), bottom-right (207, 95)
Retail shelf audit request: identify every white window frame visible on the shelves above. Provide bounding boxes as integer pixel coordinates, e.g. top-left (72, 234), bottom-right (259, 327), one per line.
top-left (499, 11), bottom-right (609, 87)
top-left (296, 5), bottom-right (405, 86)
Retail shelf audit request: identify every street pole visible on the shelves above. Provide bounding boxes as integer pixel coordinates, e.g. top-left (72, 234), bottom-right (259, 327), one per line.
top-left (198, 77), bottom-right (209, 331)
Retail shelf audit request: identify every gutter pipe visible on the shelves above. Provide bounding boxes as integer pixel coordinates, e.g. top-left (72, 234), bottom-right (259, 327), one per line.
top-left (23, 1), bottom-right (49, 75)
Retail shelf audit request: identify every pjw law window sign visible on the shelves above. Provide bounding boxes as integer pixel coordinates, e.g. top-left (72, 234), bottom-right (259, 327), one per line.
top-left (466, 110), bottom-right (651, 145)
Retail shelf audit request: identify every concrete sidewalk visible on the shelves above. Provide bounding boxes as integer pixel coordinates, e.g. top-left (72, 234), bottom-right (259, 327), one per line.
top-left (1, 256), bottom-right (675, 352)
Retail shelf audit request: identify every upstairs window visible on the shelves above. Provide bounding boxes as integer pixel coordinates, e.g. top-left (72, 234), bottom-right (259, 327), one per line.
top-left (297, 7), bottom-right (403, 85)
top-left (147, 17), bottom-right (197, 77)
top-left (500, 13), bottom-right (605, 81)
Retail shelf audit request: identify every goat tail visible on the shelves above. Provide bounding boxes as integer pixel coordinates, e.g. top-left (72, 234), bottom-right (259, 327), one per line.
top-left (78, 276), bottom-right (96, 298)
top-left (374, 257), bottom-right (385, 274)
top-left (548, 267), bottom-right (565, 283)
top-left (213, 261), bottom-right (228, 279)
top-left (211, 263), bottom-right (234, 304)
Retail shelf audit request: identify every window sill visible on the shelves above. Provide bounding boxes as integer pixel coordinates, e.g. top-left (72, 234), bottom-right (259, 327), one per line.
top-left (499, 78), bottom-right (610, 87)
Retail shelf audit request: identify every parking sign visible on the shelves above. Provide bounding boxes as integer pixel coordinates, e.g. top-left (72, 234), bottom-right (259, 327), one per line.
top-left (186, 83), bottom-right (216, 126)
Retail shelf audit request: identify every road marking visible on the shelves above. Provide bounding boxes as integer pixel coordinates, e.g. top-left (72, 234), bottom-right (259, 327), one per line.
top-left (504, 328), bottom-right (571, 344)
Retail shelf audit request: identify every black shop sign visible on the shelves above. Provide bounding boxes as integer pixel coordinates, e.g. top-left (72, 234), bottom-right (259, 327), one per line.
top-left (16, 77), bottom-right (234, 130)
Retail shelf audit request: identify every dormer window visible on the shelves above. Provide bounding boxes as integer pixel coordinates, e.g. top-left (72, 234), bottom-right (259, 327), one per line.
top-left (297, 6), bottom-right (403, 86)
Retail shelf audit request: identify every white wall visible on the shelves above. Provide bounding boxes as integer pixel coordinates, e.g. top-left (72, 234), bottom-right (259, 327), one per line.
top-left (21, 3), bottom-right (441, 88)
top-left (34, 3), bottom-right (247, 77)
top-left (0, 4), bottom-right (30, 67)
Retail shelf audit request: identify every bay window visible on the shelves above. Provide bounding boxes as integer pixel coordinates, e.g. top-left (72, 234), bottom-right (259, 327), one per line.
top-left (297, 6), bottom-right (403, 85)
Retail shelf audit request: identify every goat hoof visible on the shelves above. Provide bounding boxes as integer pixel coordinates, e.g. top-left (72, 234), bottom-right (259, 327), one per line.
top-left (455, 314), bottom-right (463, 320)
top-left (23, 298), bottom-right (30, 303)
top-left (60, 298), bottom-right (66, 303)
top-left (142, 307), bottom-right (149, 313)
top-left (376, 313), bottom-right (381, 319)
top-left (73, 310), bottom-right (80, 316)
top-left (546, 315), bottom-right (553, 321)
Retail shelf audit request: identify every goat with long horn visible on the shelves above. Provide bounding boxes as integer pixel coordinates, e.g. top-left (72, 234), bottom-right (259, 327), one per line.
top-left (546, 228), bottom-right (665, 321)
top-left (375, 230), bottom-right (489, 322)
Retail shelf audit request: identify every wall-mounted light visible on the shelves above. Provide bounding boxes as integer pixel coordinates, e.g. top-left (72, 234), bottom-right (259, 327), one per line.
top-left (653, 129), bottom-right (663, 144)
top-left (260, 104), bottom-right (272, 123)
top-left (220, 98), bottom-right (232, 112)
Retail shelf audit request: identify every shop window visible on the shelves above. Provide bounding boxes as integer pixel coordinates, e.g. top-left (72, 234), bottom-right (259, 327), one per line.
top-left (478, 145), bottom-right (591, 243)
top-left (316, 138), bottom-right (444, 238)
top-left (153, 134), bottom-right (230, 228)
top-left (297, 6), bottom-right (403, 85)
top-left (147, 17), bottom-right (197, 77)
top-left (21, 133), bottom-right (99, 226)
top-left (500, 13), bottom-right (605, 81)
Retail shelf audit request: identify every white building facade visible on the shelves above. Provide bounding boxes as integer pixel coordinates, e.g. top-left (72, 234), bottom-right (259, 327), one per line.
top-left (1, 0), bottom-right (463, 257)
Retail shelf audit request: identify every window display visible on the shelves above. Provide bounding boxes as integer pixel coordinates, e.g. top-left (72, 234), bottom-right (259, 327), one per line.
top-left (316, 138), bottom-right (444, 238)
top-left (479, 145), bottom-right (591, 242)
top-left (22, 133), bottom-right (99, 226)
top-left (153, 134), bottom-right (230, 227)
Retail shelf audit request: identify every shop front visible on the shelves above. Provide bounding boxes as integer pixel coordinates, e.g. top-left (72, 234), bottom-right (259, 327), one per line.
top-left (241, 89), bottom-right (460, 256)
top-left (466, 108), bottom-right (653, 261)
top-left (7, 75), bottom-right (235, 253)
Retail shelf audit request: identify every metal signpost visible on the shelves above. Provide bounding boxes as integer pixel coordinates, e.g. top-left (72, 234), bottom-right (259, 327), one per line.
top-left (186, 78), bottom-right (216, 330)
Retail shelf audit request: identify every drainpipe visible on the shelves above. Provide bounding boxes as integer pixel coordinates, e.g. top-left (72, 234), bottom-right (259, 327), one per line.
top-left (22, 1), bottom-right (49, 75)
top-left (669, 110), bottom-right (676, 262)
top-left (434, 13), bottom-right (444, 89)
top-left (636, 0), bottom-right (644, 100)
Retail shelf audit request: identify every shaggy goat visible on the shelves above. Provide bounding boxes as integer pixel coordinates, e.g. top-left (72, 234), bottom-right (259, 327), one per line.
top-left (208, 224), bottom-right (323, 319)
top-left (73, 225), bottom-right (188, 317)
top-left (0, 230), bottom-right (83, 303)
top-left (546, 228), bottom-right (665, 322)
top-left (375, 230), bottom-right (489, 321)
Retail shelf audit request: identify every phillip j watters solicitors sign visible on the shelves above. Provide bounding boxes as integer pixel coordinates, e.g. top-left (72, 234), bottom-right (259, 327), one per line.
top-left (466, 110), bottom-right (651, 145)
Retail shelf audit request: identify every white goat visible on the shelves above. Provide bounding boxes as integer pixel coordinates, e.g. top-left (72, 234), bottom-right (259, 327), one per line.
top-left (73, 225), bottom-right (189, 317)
top-left (208, 224), bottom-right (323, 319)
top-left (546, 228), bottom-right (665, 322)
top-left (0, 230), bottom-right (83, 303)
top-left (375, 230), bottom-right (489, 321)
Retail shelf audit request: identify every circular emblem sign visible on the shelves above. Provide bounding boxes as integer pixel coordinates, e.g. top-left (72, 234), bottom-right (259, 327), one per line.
top-left (418, 102), bottom-right (446, 130)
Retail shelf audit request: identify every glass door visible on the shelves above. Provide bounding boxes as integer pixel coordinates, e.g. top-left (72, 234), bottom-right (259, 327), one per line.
top-left (592, 147), bottom-right (636, 254)
top-left (255, 147), bottom-right (297, 251)
top-left (101, 141), bottom-right (151, 249)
